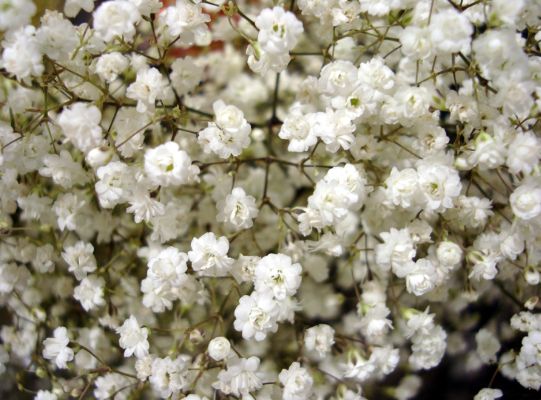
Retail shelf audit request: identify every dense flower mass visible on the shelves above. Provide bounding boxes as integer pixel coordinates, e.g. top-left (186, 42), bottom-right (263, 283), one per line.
top-left (0, 1), bottom-right (541, 399)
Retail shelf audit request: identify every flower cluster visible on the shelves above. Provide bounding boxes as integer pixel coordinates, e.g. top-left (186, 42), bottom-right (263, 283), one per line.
top-left (0, 0), bottom-right (540, 400)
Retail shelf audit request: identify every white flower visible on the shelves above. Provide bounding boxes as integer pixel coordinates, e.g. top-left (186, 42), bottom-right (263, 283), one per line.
top-left (468, 132), bottom-right (506, 170)
top-left (376, 228), bottom-right (416, 277)
top-left (429, 9), bottom-right (472, 55)
top-left (231, 255), bottom-right (260, 284)
top-left (57, 103), bottom-right (104, 153)
top-left (126, 187), bottom-right (166, 224)
top-left (94, 373), bottom-right (132, 400)
top-left (73, 275), bottom-right (105, 311)
top-left (208, 337), bottom-right (231, 361)
top-left (0, 0), bottom-right (35, 31)
top-left (278, 107), bottom-right (317, 152)
top-left (416, 162), bottom-right (461, 212)
top-left (93, 0), bottom-right (141, 43)
top-left (409, 325), bottom-right (447, 370)
top-left (213, 356), bottom-right (264, 398)
top-left (157, 0), bottom-right (211, 46)
top-left (1, 26), bottom-right (43, 82)
top-left (141, 247), bottom-right (189, 312)
top-left (247, 45), bottom-right (291, 74)
top-left (436, 241), bottom-right (463, 268)
top-left (404, 308), bottom-right (435, 338)
top-left (62, 241), bottom-right (97, 281)
top-left (405, 259), bottom-right (436, 296)
top-left (510, 181), bottom-right (541, 220)
top-left (279, 362), bottom-right (313, 400)
top-left (474, 388), bottom-right (503, 400)
top-left (95, 52), bottom-right (129, 83)
top-left (400, 26), bottom-right (432, 60)
top-left (116, 315), bottom-right (149, 359)
top-left (217, 187), bottom-right (259, 231)
top-left (255, 7), bottom-right (303, 55)
top-left (468, 251), bottom-right (500, 281)
top-left (507, 131), bottom-right (541, 175)
top-left (299, 164), bottom-right (366, 234)
top-left (517, 330), bottom-right (541, 369)
top-left (319, 60), bottom-right (358, 100)
top-left (95, 161), bottom-right (133, 208)
top-left (113, 107), bottom-right (151, 157)
top-left (234, 291), bottom-right (279, 341)
top-left (135, 355), bottom-right (154, 381)
top-left (35, 390), bottom-right (57, 400)
top-left (188, 232), bottom-right (234, 276)
top-left (144, 141), bottom-right (199, 187)
top-left (127, 67), bottom-right (169, 113)
top-left (150, 355), bottom-right (191, 398)
top-left (358, 57), bottom-right (395, 91)
top-left (86, 146), bottom-right (115, 169)
top-left (64, 0), bottom-right (94, 18)
top-left (198, 100), bottom-right (251, 159)
top-left (129, 0), bottom-right (162, 17)
top-left (0, 263), bottom-right (30, 294)
top-left (254, 253), bottom-right (302, 300)
top-left (476, 329), bottom-right (500, 364)
top-left (372, 345), bottom-right (400, 375)
top-left (53, 192), bottom-right (86, 231)
top-left (43, 327), bottom-right (74, 369)
top-left (304, 324), bottom-right (335, 357)
top-left (39, 150), bottom-right (89, 189)
top-left (359, 303), bottom-right (393, 340)
top-left (169, 56), bottom-right (203, 95)
top-left (343, 350), bottom-right (376, 382)
top-left (383, 167), bottom-right (421, 209)
top-left (311, 109), bottom-right (356, 153)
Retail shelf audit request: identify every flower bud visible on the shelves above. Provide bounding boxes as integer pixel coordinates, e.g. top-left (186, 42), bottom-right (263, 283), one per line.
top-left (86, 146), bottom-right (114, 168)
top-left (208, 336), bottom-right (231, 361)
top-left (436, 241), bottom-right (463, 268)
top-left (524, 266), bottom-right (540, 286)
top-left (525, 296), bottom-right (538, 311)
top-left (189, 329), bottom-right (205, 345)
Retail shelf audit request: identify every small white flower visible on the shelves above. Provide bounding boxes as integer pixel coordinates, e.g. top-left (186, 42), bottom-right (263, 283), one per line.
top-left (405, 259), bottom-right (436, 297)
top-left (279, 362), bottom-right (313, 400)
top-left (510, 181), bottom-right (541, 220)
top-left (127, 67), bottom-right (169, 113)
top-left (73, 275), bottom-right (105, 311)
top-left (35, 390), bottom-right (57, 400)
top-left (254, 253), bottom-right (302, 300)
top-left (43, 327), bottom-right (74, 369)
top-left (116, 315), bottom-right (149, 359)
top-left (255, 7), bottom-right (303, 55)
top-left (1, 26), bottom-right (43, 82)
top-left (93, 0), bottom-right (141, 43)
top-left (476, 329), bottom-right (500, 364)
top-left (188, 232), bottom-right (234, 276)
top-left (150, 355), bottom-right (191, 398)
top-left (234, 291), bottom-right (279, 341)
top-left (304, 324), bottom-right (335, 358)
top-left (429, 9), bottom-right (473, 55)
top-left (474, 388), bottom-right (503, 400)
top-left (144, 141), bottom-right (199, 187)
top-left (217, 187), bottom-right (259, 231)
top-left (436, 241), bottom-right (463, 269)
top-left (213, 356), bottom-right (264, 398)
top-left (198, 100), bottom-right (251, 159)
top-left (62, 241), bottom-right (97, 281)
top-left (57, 103), bottom-right (104, 153)
top-left (208, 337), bottom-right (231, 361)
